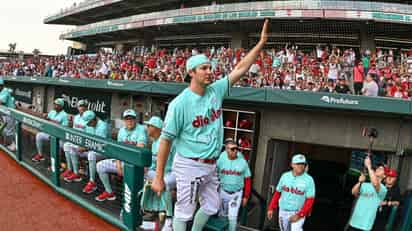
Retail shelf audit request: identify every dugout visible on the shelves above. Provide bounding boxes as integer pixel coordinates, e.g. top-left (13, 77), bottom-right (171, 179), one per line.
top-left (3, 76), bottom-right (412, 231)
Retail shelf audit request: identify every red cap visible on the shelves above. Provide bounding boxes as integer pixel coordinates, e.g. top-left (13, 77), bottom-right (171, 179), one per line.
top-left (384, 165), bottom-right (390, 174)
top-left (386, 169), bottom-right (398, 177)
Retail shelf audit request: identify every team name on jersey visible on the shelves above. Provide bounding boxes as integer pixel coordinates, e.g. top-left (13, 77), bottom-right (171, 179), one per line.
top-left (282, 185), bottom-right (304, 195)
top-left (192, 108), bottom-right (222, 128)
top-left (360, 192), bottom-right (375, 198)
top-left (220, 169), bottom-right (241, 176)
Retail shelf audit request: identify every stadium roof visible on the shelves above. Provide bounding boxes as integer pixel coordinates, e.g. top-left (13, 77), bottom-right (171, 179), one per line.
top-left (45, 0), bottom-right (412, 26)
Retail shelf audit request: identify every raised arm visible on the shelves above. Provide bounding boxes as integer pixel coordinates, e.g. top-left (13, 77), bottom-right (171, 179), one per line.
top-left (365, 156), bottom-right (381, 192)
top-left (228, 19), bottom-right (269, 86)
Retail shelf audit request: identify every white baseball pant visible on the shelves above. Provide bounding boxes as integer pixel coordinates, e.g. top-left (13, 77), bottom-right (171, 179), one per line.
top-left (172, 154), bottom-right (220, 221)
top-left (278, 209), bottom-right (306, 231)
top-left (219, 189), bottom-right (243, 219)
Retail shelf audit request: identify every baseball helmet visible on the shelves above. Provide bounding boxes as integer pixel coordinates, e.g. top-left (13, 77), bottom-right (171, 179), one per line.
top-left (225, 120), bottom-right (235, 128)
top-left (238, 119), bottom-right (252, 129)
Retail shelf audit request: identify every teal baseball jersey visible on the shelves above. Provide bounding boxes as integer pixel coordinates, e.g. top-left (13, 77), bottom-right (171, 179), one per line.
top-left (217, 151), bottom-right (251, 192)
top-left (150, 138), bottom-right (176, 173)
top-left (161, 76), bottom-right (229, 159)
top-left (117, 124), bottom-right (148, 146)
top-left (73, 114), bottom-right (87, 131)
top-left (85, 120), bottom-right (108, 138)
top-left (276, 171), bottom-right (315, 211)
top-left (349, 182), bottom-right (387, 231)
top-left (47, 110), bottom-right (69, 127)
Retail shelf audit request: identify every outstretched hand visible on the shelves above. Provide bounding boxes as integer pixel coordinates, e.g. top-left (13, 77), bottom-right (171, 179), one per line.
top-left (259, 19), bottom-right (269, 45)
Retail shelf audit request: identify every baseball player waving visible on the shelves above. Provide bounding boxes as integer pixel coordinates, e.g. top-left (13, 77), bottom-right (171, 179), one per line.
top-left (267, 154), bottom-right (315, 231)
top-left (151, 19), bottom-right (269, 231)
top-left (217, 139), bottom-right (251, 231)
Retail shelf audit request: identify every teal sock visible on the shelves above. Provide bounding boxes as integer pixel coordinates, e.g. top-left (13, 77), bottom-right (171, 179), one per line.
top-left (173, 218), bottom-right (187, 231)
top-left (228, 219), bottom-right (237, 231)
top-left (71, 154), bottom-right (79, 175)
top-left (191, 209), bottom-right (210, 231)
top-left (64, 152), bottom-right (72, 170)
top-left (99, 172), bottom-right (112, 193)
top-left (35, 137), bottom-right (42, 155)
top-left (88, 159), bottom-right (96, 182)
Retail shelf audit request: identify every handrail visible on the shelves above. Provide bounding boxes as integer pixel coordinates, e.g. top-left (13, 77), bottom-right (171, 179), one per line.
top-left (6, 107), bottom-right (151, 167)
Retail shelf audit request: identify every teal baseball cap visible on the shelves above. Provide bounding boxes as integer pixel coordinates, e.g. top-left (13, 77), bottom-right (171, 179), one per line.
top-left (122, 109), bottom-right (137, 119)
top-left (82, 110), bottom-right (96, 124)
top-left (186, 54), bottom-right (210, 72)
top-left (144, 116), bottom-right (163, 129)
top-left (291, 154), bottom-right (307, 164)
top-left (54, 98), bottom-right (65, 107)
top-left (77, 99), bottom-right (88, 107)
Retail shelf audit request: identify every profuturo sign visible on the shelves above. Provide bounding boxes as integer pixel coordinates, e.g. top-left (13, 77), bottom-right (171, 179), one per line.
top-left (320, 96), bottom-right (359, 105)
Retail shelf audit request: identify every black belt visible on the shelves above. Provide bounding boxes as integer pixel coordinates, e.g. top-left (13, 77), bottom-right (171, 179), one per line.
top-left (224, 189), bottom-right (242, 195)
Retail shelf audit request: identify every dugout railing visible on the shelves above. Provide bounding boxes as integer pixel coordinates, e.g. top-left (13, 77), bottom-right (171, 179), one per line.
top-left (0, 106), bottom-right (151, 231)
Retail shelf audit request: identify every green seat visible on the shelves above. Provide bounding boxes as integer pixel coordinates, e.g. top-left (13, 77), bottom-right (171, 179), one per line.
top-left (205, 216), bottom-right (229, 231)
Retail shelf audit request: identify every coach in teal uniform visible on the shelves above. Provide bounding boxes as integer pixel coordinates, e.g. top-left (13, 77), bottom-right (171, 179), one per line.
top-left (348, 157), bottom-right (387, 231)
top-left (95, 109), bottom-right (147, 202)
top-left (267, 154), bottom-right (316, 231)
top-left (33, 98), bottom-right (69, 162)
top-left (151, 20), bottom-right (269, 231)
top-left (217, 139), bottom-right (251, 231)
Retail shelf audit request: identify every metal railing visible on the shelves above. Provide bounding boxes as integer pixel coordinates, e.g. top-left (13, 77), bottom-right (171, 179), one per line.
top-left (0, 106), bottom-right (151, 231)
top-left (59, 0), bottom-right (412, 39)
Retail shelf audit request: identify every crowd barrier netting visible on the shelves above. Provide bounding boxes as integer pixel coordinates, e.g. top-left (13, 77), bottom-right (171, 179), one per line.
top-left (0, 106), bottom-right (151, 231)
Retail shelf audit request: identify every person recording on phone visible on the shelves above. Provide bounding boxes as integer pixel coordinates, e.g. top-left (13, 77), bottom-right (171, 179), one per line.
top-left (347, 156), bottom-right (387, 231)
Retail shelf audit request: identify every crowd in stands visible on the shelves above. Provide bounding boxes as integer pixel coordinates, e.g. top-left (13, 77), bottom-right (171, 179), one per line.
top-left (1, 45), bottom-right (412, 99)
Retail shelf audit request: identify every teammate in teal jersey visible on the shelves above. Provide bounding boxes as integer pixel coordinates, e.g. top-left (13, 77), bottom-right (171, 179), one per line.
top-left (267, 154), bottom-right (316, 231)
top-left (64, 110), bottom-right (108, 195)
top-left (217, 139), bottom-right (251, 231)
top-left (144, 116), bottom-right (176, 189)
top-left (143, 116), bottom-right (176, 231)
top-left (95, 109), bottom-right (147, 202)
top-left (0, 78), bottom-right (16, 151)
top-left (151, 19), bottom-right (269, 231)
top-left (348, 156), bottom-right (387, 231)
top-left (32, 98), bottom-right (69, 162)
top-left (62, 100), bottom-right (88, 180)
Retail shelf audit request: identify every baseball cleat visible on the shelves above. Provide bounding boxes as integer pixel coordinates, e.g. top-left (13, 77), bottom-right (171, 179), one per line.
top-left (32, 154), bottom-right (44, 162)
top-left (61, 169), bottom-right (73, 178)
top-left (95, 191), bottom-right (116, 202)
top-left (64, 173), bottom-right (82, 183)
top-left (82, 181), bottom-right (97, 194)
